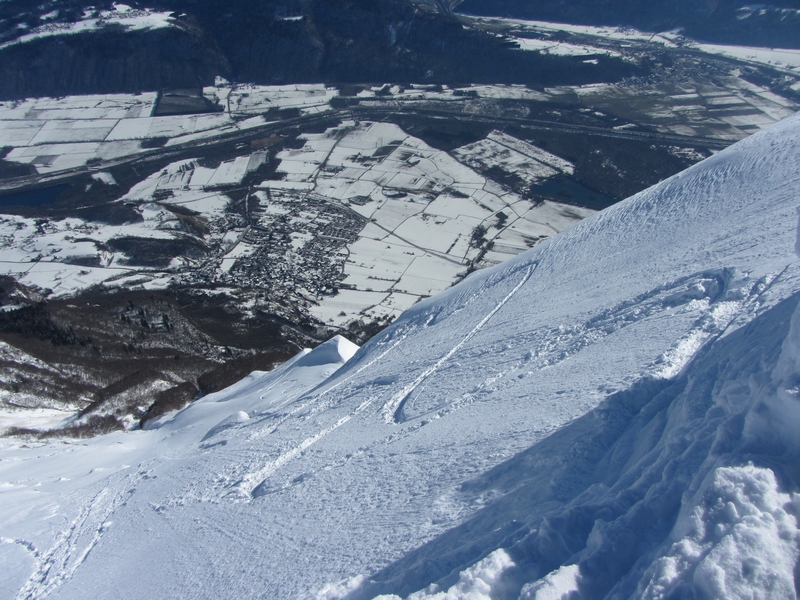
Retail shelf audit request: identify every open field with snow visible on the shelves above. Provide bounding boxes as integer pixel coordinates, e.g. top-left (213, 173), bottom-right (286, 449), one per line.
top-left (0, 120), bottom-right (592, 328)
top-left (471, 16), bottom-right (682, 47)
top-left (465, 16), bottom-right (800, 139)
top-left (690, 42), bottom-right (800, 72)
top-left (0, 84), bottom-right (339, 174)
top-left (0, 3), bottom-right (176, 51)
top-left (472, 15), bottom-right (800, 75)
top-left (258, 121), bottom-right (591, 326)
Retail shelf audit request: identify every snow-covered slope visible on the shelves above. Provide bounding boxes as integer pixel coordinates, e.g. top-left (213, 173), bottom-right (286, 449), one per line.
top-left (3, 113), bottom-right (800, 599)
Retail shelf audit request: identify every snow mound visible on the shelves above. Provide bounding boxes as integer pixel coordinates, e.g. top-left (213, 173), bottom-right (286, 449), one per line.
top-left (638, 465), bottom-right (800, 599)
top-left (295, 335), bottom-right (360, 367)
top-left (520, 564), bottom-right (581, 600)
top-left (147, 335), bottom-right (359, 438)
top-left (396, 549), bottom-right (515, 599)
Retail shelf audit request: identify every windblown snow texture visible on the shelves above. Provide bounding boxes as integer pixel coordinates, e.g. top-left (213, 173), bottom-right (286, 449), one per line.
top-left (3, 114), bottom-right (800, 600)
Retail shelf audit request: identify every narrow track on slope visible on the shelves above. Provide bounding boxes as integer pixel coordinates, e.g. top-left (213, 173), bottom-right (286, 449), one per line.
top-left (238, 397), bottom-right (376, 499)
top-left (384, 262), bottom-right (537, 424)
top-left (15, 465), bottom-right (144, 600)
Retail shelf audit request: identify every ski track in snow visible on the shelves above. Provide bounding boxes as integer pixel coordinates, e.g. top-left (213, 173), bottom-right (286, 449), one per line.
top-left (241, 327), bottom-right (414, 444)
top-left (384, 264), bottom-right (536, 424)
top-left (240, 398), bottom-right (375, 499)
top-left (388, 266), bottom-right (781, 427)
top-left (650, 266), bottom-right (789, 378)
top-left (14, 466), bottom-right (143, 600)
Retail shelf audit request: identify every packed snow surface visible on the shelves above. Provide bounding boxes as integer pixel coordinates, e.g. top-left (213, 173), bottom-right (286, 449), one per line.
top-left (3, 113), bottom-right (800, 599)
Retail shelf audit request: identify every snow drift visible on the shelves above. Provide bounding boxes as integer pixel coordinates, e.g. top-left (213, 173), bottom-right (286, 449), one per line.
top-left (3, 113), bottom-right (800, 600)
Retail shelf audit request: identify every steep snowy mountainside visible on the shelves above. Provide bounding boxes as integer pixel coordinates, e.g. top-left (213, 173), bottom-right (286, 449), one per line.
top-left (360, 291), bottom-right (800, 599)
top-left (2, 114), bottom-right (800, 599)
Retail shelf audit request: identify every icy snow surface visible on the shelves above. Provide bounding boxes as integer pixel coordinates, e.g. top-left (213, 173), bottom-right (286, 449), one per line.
top-left (3, 113), bottom-right (800, 599)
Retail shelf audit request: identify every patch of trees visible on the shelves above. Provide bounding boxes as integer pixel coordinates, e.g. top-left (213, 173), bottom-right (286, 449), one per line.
top-left (0, 303), bottom-right (90, 345)
top-left (139, 381), bottom-right (199, 427)
top-left (4, 414), bottom-right (124, 439)
top-left (107, 235), bottom-right (208, 267)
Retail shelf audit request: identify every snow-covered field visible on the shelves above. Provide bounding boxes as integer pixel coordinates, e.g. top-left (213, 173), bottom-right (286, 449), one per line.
top-left (473, 17), bottom-right (681, 47)
top-left (0, 120), bottom-right (590, 320)
top-left (0, 185), bottom-right (206, 296)
top-left (475, 14), bottom-right (800, 74)
top-left (265, 121), bottom-right (590, 325)
top-left (0, 84), bottom-right (337, 174)
top-left (466, 16), bottom-right (800, 139)
top-left (452, 130), bottom-right (574, 184)
top-left (689, 42), bottom-right (800, 72)
top-left (511, 36), bottom-right (623, 58)
top-left (2, 107), bottom-right (800, 599)
top-left (0, 4), bottom-right (176, 51)
top-left (564, 75), bottom-right (798, 139)
top-left (0, 64), bottom-right (796, 177)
